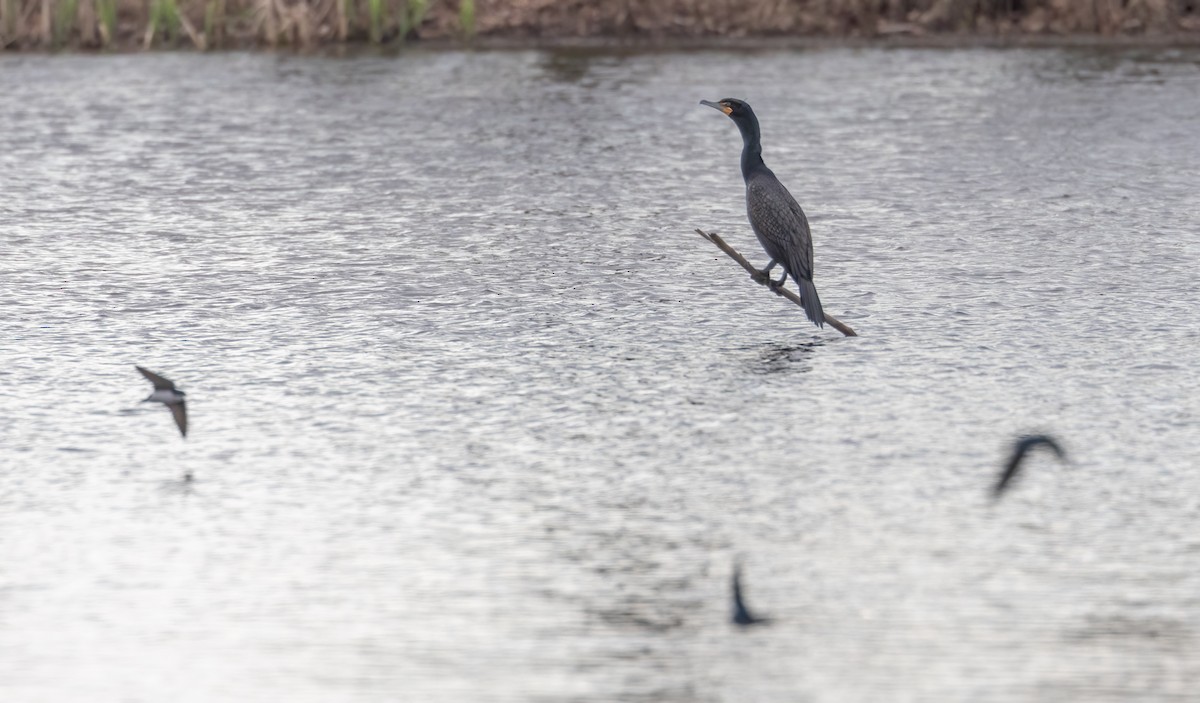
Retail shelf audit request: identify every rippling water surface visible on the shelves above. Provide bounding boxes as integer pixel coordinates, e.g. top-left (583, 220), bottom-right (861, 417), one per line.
top-left (2, 46), bottom-right (1200, 701)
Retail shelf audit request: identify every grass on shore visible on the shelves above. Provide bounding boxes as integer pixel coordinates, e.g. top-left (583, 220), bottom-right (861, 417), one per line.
top-left (0, 0), bottom-right (476, 48)
top-left (0, 0), bottom-right (1197, 50)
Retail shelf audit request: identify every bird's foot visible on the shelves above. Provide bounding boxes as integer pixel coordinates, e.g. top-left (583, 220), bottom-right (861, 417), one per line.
top-left (751, 269), bottom-right (771, 285)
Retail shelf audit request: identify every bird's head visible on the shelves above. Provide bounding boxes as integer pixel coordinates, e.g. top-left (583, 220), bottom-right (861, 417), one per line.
top-left (700, 98), bottom-right (761, 141)
top-left (701, 97), bottom-right (748, 117)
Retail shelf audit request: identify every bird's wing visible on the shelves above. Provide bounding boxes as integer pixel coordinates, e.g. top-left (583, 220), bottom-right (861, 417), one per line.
top-left (137, 366), bottom-right (176, 390)
top-left (746, 177), bottom-right (814, 281)
top-left (1039, 436), bottom-right (1066, 460)
top-left (170, 401), bottom-right (187, 438)
top-left (784, 197), bottom-right (814, 282)
top-left (731, 564), bottom-right (770, 625)
top-left (996, 436), bottom-right (1065, 497)
top-left (994, 449), bottom-right (1025, 496)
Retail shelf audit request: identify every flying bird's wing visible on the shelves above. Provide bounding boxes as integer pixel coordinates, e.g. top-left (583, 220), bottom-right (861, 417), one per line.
top-left (169, 401), bottom-right (188, 438)
top-left (731, 563), bottom-right (769, 625)
top-left (994, 435), bottom-right (1066, 498)
top-left (137, 366), bottom-right (176, 391)
top-left (1040, 436), bottom-right (1066, 461)
top-left (994, 448), bottom-right (1026, 497)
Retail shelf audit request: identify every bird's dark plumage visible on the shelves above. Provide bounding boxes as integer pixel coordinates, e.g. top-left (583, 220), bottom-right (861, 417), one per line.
top-left (137, 365), bottom-right (177, 391)
top-left (136, 365), bottom-right (187, 438)
top-left (167, 403), bottom-right (188, 438)
top-left (994, 434), bottom-right (1067, 498)
top-left (732, 562), bottom-right (770, 626)
top-left (702, 98), bottom-right (825, 328)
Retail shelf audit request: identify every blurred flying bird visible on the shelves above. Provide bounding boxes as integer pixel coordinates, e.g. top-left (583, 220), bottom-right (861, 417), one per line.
top-left (994, 434), bottom-right (1066, 498)
top-left (701, 98), bottom-right (825, 328)
top-left (136, 365), bottom-right (187, 438)
top-left (732, 561), bottom-right (770, 626)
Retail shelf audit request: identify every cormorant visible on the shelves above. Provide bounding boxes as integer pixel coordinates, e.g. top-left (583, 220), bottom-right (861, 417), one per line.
top-left (994, 435), bottom-right (1067, 498)
top-left (701, 98), bottom-right (825, 328)
top-left (137, 365), bottom-right (187, 437)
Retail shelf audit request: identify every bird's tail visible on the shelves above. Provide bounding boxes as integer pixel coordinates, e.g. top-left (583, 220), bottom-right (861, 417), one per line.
top-left (798, 279), bottom-right (825, 328)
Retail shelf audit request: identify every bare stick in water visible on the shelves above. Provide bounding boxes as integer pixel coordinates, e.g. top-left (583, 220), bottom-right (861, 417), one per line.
top-left (696, 228), bottom-right (857, 337)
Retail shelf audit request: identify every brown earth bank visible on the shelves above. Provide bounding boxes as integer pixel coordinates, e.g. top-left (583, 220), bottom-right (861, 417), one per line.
top-left (1, 0), bottom-right (1199, 51)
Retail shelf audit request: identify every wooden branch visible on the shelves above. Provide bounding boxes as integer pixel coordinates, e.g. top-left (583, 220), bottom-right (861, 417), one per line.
top-left (696, 228), bottom-right (857, 337)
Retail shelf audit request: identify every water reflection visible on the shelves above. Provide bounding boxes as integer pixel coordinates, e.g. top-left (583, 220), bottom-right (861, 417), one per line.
top-left (1033, 46), bottom-right (1200, 84)
top-left (157, 475), bottom-right (197, 497)
top-left (534, 49), bottom-right (659, 90)
top-left (749, 341), bottom-right (823, 375)
top-left (538, 51), bottom-right (595, 84)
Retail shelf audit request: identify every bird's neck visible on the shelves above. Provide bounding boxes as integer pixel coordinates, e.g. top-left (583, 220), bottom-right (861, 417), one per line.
top-left (740, 141), bottom-right (766, 181)
top-left (736, 120), bottom-right (768, 181)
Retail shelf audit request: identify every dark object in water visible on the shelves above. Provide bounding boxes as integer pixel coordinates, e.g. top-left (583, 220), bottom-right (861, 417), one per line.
top-left (732, 561), bottom-right (771, 626)
top-left (994, 434), bottom-right (1067, 498)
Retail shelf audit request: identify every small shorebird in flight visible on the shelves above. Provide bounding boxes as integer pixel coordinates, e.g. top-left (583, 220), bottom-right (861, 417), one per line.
top-left (994, 434), bottom-right (1066, 498)
top-left (732, 561), bottom-right (770, 626)
top-left (136, 365), bottom-right (187, 438)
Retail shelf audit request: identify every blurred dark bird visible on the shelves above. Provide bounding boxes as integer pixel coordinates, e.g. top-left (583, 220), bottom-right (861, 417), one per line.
top-left (136, 365), bottom-right (187, 438)
top-left (994, 434), bottom-right (1066, 498)
top-left (701, 98), bottom-right (824, 328)
top-left (732, 562), bottom-right (770, 626)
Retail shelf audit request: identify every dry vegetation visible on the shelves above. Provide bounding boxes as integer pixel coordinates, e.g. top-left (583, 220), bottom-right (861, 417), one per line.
top-left (1, 0), bottom-right (1198, 49)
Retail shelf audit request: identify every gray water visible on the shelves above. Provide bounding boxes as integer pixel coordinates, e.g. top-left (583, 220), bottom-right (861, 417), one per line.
top-left (2, 46), bottom-right (1199, 702)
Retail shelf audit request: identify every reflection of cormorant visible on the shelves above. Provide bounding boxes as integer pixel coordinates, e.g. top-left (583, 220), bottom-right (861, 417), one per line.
top-left (702, 98), bottom-right (824, 328)
top-left (732, 562), bottom-right (770, 626)
top-left (994, 435), bottom-right (1067, 498)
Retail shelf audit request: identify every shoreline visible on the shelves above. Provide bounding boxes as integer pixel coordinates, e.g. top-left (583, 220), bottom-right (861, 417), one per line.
top-left (413, 32), bottom-right (1200, 50)
top-left (6, 32), bottom-right (1200, 55)
top-left (3, 0), bottom-right (1199, 53)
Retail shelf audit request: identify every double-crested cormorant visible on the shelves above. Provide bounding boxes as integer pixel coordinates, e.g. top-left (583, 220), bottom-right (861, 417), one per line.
top-left (137, 365), bottom-right (187, 437)
top-left (994, 435), bottom-right (1067, 498)
top-left (701, 98), bottom-right (825, 328)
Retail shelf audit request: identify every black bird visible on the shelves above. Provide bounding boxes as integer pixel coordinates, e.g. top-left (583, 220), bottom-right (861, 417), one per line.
top-left (994, 434), bottom-right (1067, 498)
top-left (136, 365), bottom-right (187, 438)
top-left (701, 98), bottom-right (825, 328)
top-left (732, 562), bottom-right (770, 626)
